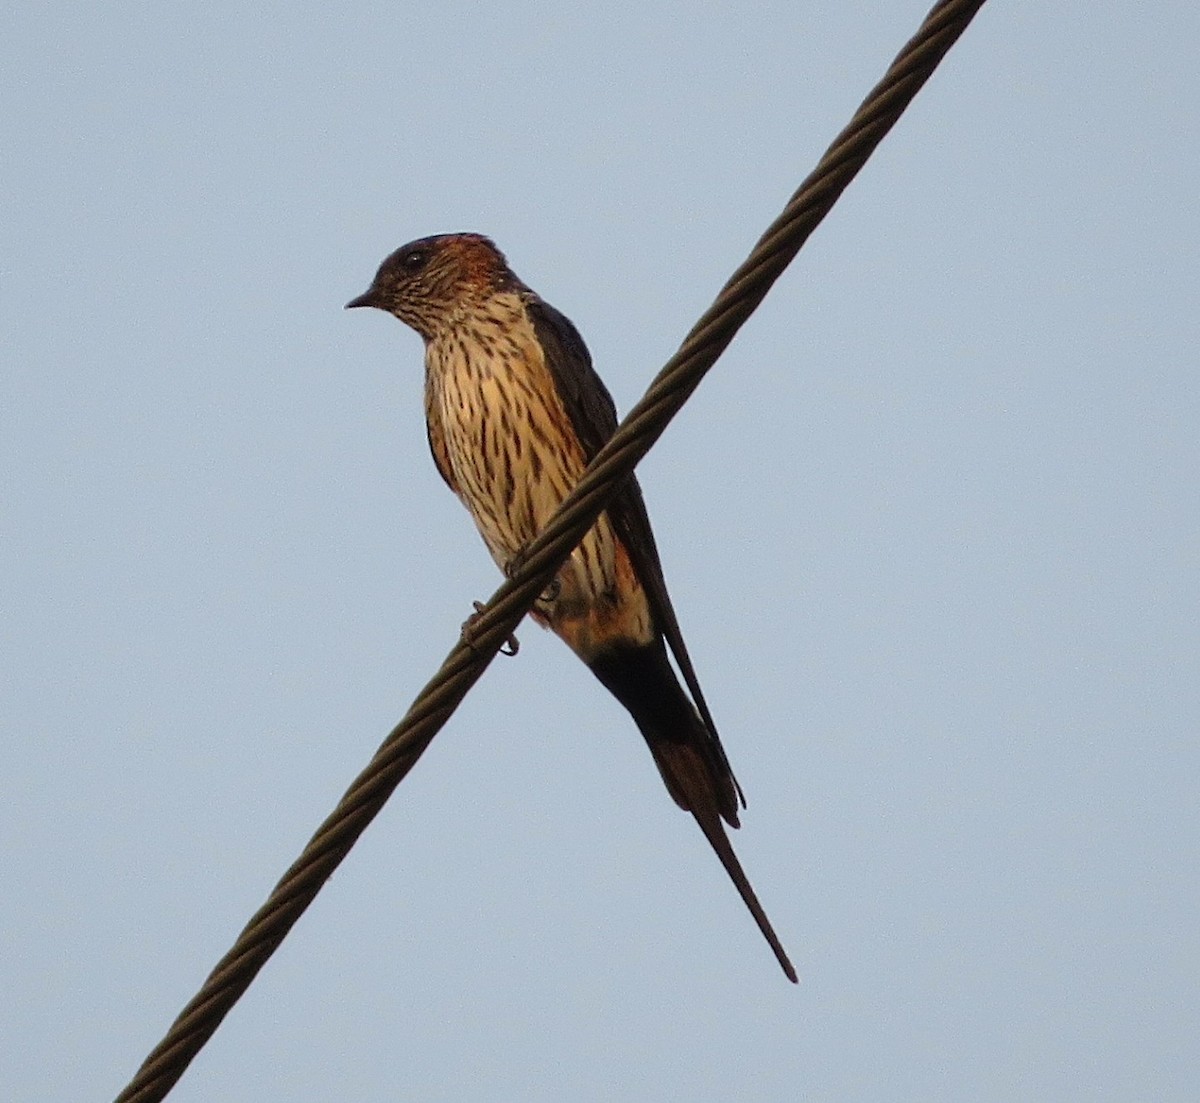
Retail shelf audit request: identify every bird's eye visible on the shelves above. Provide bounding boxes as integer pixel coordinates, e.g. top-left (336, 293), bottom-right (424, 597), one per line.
top-left (401, 249), bottom-right (427, 273)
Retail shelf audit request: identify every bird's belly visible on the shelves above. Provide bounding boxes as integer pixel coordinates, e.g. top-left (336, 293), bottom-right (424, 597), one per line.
top-left (432, 349), bottom-right (651, 653)
top-left (439, 366), bottom-right (584, 562)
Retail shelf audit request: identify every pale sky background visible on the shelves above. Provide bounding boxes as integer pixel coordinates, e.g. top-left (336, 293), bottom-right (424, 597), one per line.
top-left (3, 3), bottom-right (1198, 1101)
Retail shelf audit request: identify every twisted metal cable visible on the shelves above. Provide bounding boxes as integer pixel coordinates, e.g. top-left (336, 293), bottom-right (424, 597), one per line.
top-left (113, 2), bottom-right (986, 1099)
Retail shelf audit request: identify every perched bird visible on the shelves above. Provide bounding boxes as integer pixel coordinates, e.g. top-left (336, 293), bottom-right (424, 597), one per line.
top-left (348, 233), bottom-right (795, 981)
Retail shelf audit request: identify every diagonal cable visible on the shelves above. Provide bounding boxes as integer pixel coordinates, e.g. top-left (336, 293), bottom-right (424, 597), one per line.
top-left (113, 2), bottom-right (987, 1099)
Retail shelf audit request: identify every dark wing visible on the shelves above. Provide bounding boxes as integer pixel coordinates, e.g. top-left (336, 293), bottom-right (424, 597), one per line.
top-left (526, 297), bottom-right (743, 804)
top-left (524, 298), bottom-right (618, 454)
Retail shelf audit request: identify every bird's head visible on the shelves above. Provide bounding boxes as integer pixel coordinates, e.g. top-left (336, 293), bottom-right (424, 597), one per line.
top-left (346, 233), bottom-right (516, 340)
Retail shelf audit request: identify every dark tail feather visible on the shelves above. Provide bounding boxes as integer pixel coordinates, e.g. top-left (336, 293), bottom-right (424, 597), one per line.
top-left (589, 642), bottom-right (797, 982)
top-left (589, 639), bottom-right (740, 824)
top-left (652, 739), bottom-right (798, 982)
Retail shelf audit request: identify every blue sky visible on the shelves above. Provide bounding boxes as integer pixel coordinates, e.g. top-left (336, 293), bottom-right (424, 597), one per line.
top-left (3, 3), bottom-right (1198, 1101)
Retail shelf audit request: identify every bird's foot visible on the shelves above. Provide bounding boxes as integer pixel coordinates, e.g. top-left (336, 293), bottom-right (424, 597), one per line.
top-left (461, 600), bottom-right (520, 657)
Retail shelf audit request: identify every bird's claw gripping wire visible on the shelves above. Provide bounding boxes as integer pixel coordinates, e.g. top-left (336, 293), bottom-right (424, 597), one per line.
top-left (462, 601), bottom-right (520, 657)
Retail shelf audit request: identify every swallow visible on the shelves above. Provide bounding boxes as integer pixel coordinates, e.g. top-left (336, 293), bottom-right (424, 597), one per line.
top-left (348, 234), bottom-right (795, 980)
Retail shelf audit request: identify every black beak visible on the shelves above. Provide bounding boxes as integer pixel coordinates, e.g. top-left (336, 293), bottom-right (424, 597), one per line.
top-left (345, 288), bottom-right (378, 310)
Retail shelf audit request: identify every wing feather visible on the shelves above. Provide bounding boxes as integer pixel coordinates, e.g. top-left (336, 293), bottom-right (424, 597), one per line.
top-left (526, 296), bottom-right (743, 805)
